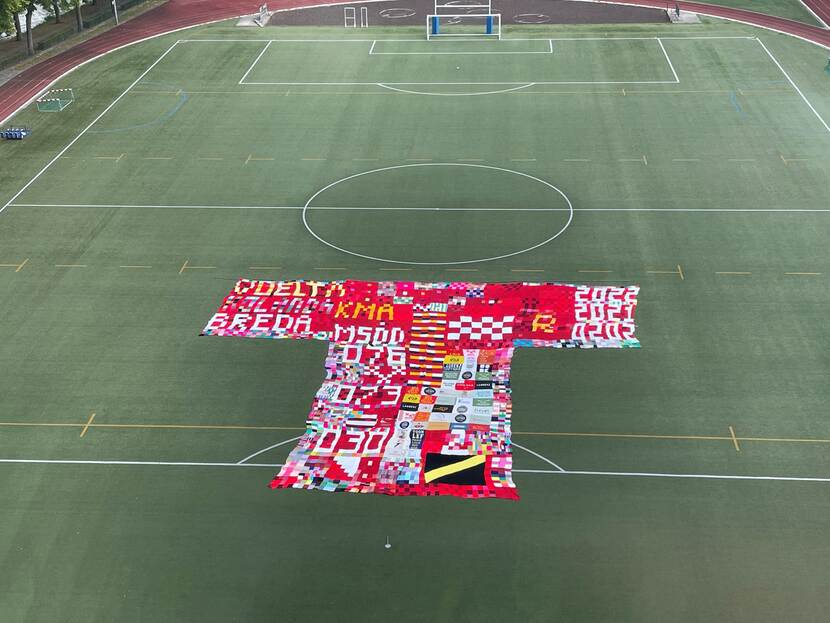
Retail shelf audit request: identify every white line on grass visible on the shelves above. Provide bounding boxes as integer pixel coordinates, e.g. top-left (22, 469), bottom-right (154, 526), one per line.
top-left (11, 204), bottom-right (830, 213)
top-left (512, 442), bottom-right (566, 472)
top-left (656, 38), bottom-right (680, 83)
top-left (755, 38), bottom-right (830, 134)
top-left (238, 40), bottom-right (273, 85)
top-left (236, 435), bottom-right (303, 464)
top-left (181, 36), bottom-right (756, 43)
top-left (514, 469), bottom-right (830, 483)
top-left (2, 458), bottom-right (829, 483)
top-left (0, 41), bottom-right (181, 217)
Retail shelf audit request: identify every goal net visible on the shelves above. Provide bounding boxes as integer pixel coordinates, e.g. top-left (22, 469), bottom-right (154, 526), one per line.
top-left (36, 88), bottom-right (74, 112)
top-left (427, 13), bottom-right (501, 39)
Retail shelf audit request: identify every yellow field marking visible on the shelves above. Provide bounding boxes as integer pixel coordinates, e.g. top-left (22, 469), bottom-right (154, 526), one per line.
top-left (187, 265), bottom-right (215, 270)
top-left (458, 158), bottom-right (484, 162)
top-left (248, 157), bottom-right (274, 162)
top-left (314, 267), bottom-right (346, 271)
top-left (353, 158), bottom-right (379, 161)
top-left (79, 413), bottom-right (96, 438)
top-left (446, 268), bottom-right (479, 272)
top-left (301, 157), bottom-right (326, 161)
top-left (178, 259), bottom-right (189, 274)
top-left (55, 264), bottom-right (86, 268)
top-left (621, 88), bottom-right (625, 96)
top-left (578, 270), bottom-right (612, 274)
top-left (198, 157), bottom-right (224, 161)
top-left (94, 154), bottom-right (125, 161)
top-left (406, 158), bottom-right (432, 161)
top-left (618, 158), bottom-right (644, 163)
top-left (248, 266), bottom-right (282, 270)
top-left (646, 265), bottom-right (683, 280)
top-left (672, 158), bottom-right (700, 162)
top-left (716, 271), bottom-right (751, 276)
top-left (379, 268), bottom-right (412, 271)
top-left (564, 159), bottom-right (590, 162)
top-left (120, 265), bottom-right (152, 269)
top-left (510, 158), bottom-right (536, 162)
top-left (784, 272), bottom-right (821, 276)
top-left (244, 154), bottom-right (252, 165)
top-left (511, 269), bottom-right (545, 273)
top-left (2, 258), bottom-right (29, 272)
top-left (728, 158), bottom-right (756, 163)
top-left (642, 154), bottom-right (648, 166)
top-left (143, 157), bottom-right (173, 160)
top-left (729, 425), bottom-right (741, 452)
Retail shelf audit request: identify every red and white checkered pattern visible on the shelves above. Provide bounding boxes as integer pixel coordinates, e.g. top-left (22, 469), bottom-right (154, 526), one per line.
top-left (447, 315), bottom-right (515, 341)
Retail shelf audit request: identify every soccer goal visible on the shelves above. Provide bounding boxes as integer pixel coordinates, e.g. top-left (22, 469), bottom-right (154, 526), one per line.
top-left (36, 88), bottom-right (74, 112)
top-left (427, 0), bottom-right (501, 39)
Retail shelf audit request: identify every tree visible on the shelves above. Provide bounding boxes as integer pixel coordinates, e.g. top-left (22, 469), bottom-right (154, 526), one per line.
top-left (0, 0), bottom-right (26, 41)
top-left (68, 0), bottom-right (82, 32)
top-left (23, 1), bottom-right (36, 56)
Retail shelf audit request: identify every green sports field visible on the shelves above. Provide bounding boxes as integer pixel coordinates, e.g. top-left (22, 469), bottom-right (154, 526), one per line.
top-left (1, 16), bottom-right (830, 623)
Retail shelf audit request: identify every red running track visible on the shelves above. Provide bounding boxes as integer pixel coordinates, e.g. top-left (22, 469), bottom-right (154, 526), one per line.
top-left (1, 0), bottom-right (829, 124)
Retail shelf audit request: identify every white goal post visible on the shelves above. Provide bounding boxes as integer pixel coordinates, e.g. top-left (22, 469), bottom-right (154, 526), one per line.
top-left (427, 0), bottom-right (501, 39)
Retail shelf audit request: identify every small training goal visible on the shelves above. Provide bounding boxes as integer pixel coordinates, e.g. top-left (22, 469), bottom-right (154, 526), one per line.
top-left (36, 88), bottom-right (74, 112)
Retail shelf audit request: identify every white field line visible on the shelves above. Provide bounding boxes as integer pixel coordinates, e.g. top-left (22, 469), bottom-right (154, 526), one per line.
top-left (180, 36), bottom-right (757, 43)
top-left (755, 37), bottom-right (830, 134)
top-left (656, 38), bottom-right (680, 83)
top-left (236, 435), bottom-right (302, 464)
top-left (368, 40), bottom-right (554, 55)
top-left (512, 442), bottom-right (566, 472)
top-left (11, 203), bottom-right (830, 213)
top-left (236, 36), bottom-right (681, 85)
top-left (241, 80), bottom-right (678, 85)
top-left (238, 39), bottom-right (272, 85)
top-left (0, 41), bottom-right (181, 217)
top-left (515, 469), bottom-right (830, 483)
top-left (1, 458), bottom-right (829, 483)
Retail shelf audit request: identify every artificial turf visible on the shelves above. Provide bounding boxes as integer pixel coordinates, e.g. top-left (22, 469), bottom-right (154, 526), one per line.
top-left (1, 19), bottom-right (829, 623)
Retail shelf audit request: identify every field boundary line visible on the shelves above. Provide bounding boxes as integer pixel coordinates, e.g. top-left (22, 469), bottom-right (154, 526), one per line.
top-left (755, 37), bottom-right (830, 133)
top-left (0, 41), bottom-right (181, 217)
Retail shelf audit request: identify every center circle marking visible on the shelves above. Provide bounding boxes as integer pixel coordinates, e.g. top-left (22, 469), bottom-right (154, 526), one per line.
top-left (302, 163), bottom-right (573, 266)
